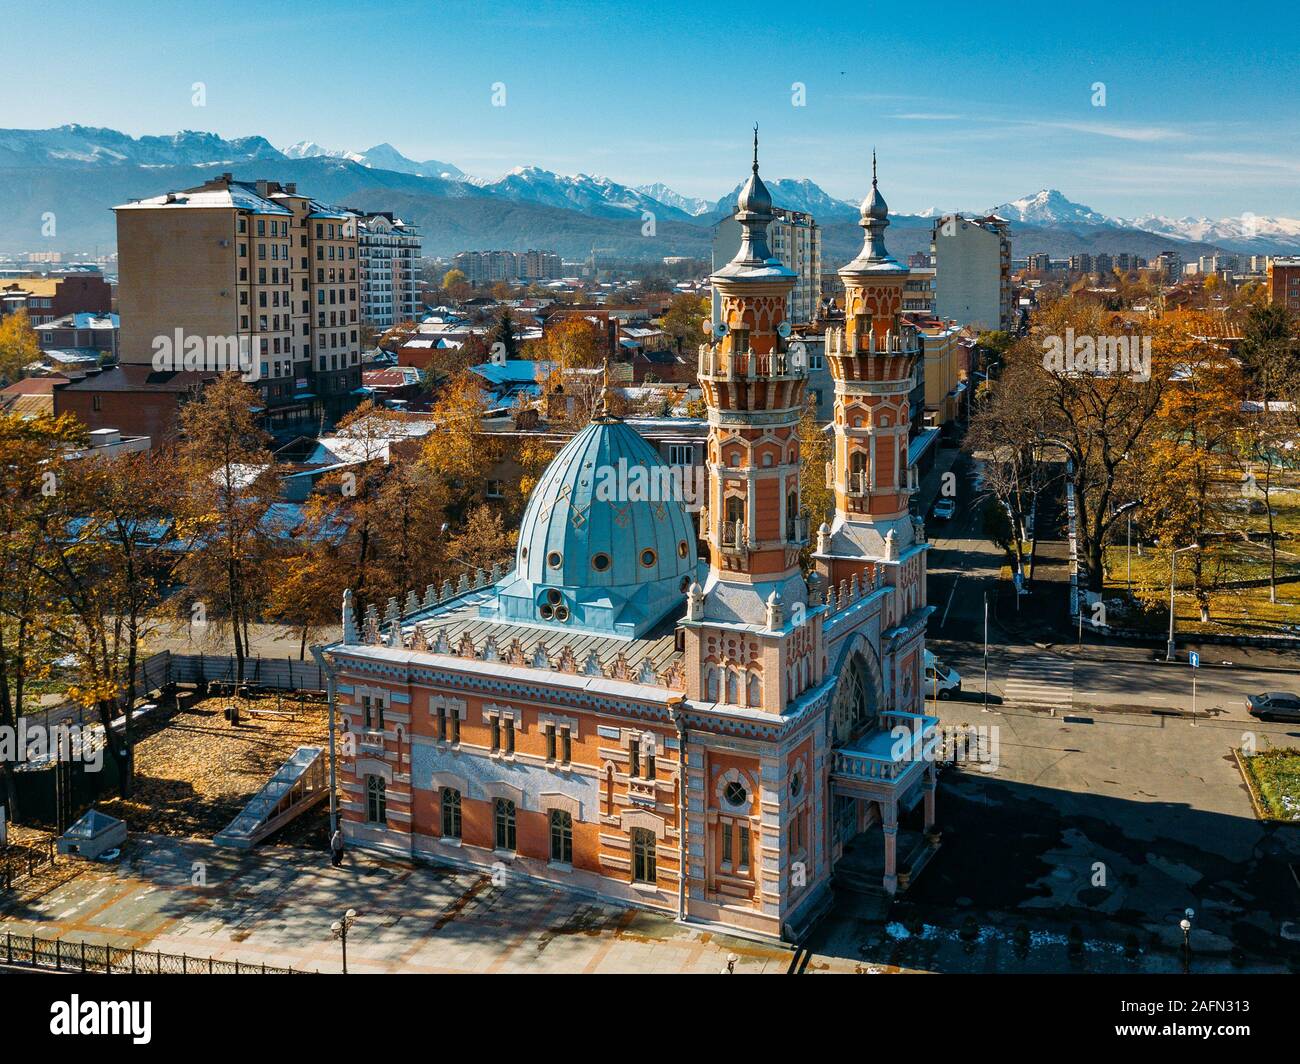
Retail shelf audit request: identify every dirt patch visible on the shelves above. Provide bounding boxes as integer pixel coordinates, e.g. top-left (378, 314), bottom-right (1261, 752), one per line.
top-left (96, 694), bottom-right (329, 845)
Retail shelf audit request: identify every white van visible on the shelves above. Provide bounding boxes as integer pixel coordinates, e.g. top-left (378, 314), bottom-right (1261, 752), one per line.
top-left (923, 649), bottom-right (962, 699)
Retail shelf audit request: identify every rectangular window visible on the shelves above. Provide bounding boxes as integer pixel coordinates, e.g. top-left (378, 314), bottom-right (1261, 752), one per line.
top-left (561, 728), bottom-right (572, 764)
top-left (451, 713), bottom-right (461, 744)
top-left (440, 788), bottom-right (461, 839)
top-left (549, 810), bottom-right (573, 864)
top-left (361, 695), bottom-right (372, 729)
top-left (737, 824), bottom-right (750, 871)
top-left (504, 718), bottom-right (515, 755)
top-left (437, 703), bottom-right (447, 741)
top-left (629, 743), bottom-right (639, 779)
top-left (545, 724), bottom-right (556, 761)
top-left (631, 828), bottom-right (656, 883)
top-left (366, 775), bottom-right (386, 824)
top-left (722, 821), bottom-right (733, 864)
top-left (490, 716), bottom-right (500, 753)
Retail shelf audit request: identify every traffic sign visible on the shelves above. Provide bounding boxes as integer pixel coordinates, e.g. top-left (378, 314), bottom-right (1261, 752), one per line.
top-left (1189, 651), bottom-right (1200, 668)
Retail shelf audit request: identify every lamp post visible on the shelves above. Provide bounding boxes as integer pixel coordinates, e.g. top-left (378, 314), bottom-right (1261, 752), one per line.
top-left (1165, 546), bottom-right (1199, 661)
top-left (1110, 500), bottom-right (1140, 595)
top-left (1179, 908), bottom-right (1194, 974)
top-left (331, 908), bottom-right (358, 974)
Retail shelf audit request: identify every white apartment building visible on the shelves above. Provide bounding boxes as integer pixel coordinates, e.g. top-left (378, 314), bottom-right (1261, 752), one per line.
top-left (452, 249), bottom-right (561, 285)
top-left (712, 206), bottom-right (821, 323)
top-left (929, 215), bottom-right (1013, 332)
top-left (352, 212), bottom-right (422, 328)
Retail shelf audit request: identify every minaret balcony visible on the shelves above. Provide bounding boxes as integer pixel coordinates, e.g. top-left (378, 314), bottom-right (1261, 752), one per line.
top-left (719, 519), bottom-right (748, 556)
top-left (786, 514), bottom-right (810, 545)
top-left (846, 472), bottom-right (870, 497)
top-left (699, 345), bottom-right (803, 382)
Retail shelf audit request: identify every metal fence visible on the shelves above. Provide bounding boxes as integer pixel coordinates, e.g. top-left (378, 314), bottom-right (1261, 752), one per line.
top-left (0, 837), bottom-right (56, 892)
top-left (3, 931), bottom-right (311, 974)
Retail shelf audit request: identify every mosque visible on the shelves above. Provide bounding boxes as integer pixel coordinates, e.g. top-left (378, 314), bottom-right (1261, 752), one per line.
top-left (325, 138), bottom-right (939, 941)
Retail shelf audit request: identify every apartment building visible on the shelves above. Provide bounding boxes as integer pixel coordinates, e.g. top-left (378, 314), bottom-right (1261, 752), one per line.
top-left (113, 173), bottom-right (363, 433)
top-left (0, 272), bottom-right (112, 324)
top-left (351, 211), bottom-right (422, 329)
top-left (902, 267), bottom-right (936, 314)
top-left (712, 205), bottom-right (821, 323)
top-left (453, 249), bottom-right (561, 285)
top-left (1268, 257), bottom-right (1300, 311)
top-left (930, 215), bottom-right (1013, 332)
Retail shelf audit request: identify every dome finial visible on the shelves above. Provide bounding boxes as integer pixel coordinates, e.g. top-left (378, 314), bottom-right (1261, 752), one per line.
top-left (594, 356), bottom-right (619, 422)
top-left (752, 123), bottom-right (759, 173)
top-left (872, 147), bottom-right (877, 187)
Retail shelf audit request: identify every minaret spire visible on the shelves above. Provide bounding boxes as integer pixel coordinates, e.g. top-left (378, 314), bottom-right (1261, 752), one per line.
top-left (753, 124), bottom-right (759, 171)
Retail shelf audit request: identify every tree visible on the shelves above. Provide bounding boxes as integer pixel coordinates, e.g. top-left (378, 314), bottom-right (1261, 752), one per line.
top-left (530, 317), bottom-right (601, 372)
top-left (35, 449), bottom-right (181, 798)
top-left (0, 310), bottom-right (41, 384)
top-left (798, 402), bottom-right (833, 554)
top-left (0, 411), bottom-right (83, 816)
top-left (1133, 319), bottom-right (1243, 621)
top-left (660, 293), bottom-right (709, 355)
top-left (446, 505), bottom-right (516, 573)
top-left (173, 374), bottom-right (278, 690)
top-left (489, 308), bottom-right (520, 361)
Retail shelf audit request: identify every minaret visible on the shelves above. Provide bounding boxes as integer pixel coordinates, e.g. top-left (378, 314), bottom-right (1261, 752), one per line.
top-left (680, 130), bottom-right (822, 714)
top-left (815, 153), bottom-right (928, 625)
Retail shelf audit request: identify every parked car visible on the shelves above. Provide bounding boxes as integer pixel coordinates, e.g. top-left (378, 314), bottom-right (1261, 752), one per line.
top-left (1246, 692), bottom-right (1300, 721)
top-left (923, 649), bottom-right (962, 699)
top-left (931, 497), bottom-right (957, 521)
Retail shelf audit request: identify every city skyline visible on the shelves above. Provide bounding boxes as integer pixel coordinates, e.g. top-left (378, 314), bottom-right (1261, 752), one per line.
top-left (3, 0), bottom-right (1298, 219)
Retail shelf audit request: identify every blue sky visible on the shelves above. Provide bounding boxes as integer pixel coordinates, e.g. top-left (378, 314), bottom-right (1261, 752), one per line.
top-left (4, 0), bottom-right (1298, 218)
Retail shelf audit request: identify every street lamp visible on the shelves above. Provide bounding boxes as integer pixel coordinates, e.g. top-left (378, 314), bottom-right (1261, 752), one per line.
top-left (331, 908), bottom-right (358, 974)
top-left (720, 952), bottom-right (738, 975)
top-left (1179, 908), bottom-right (1194, 973)
top-left (1110, 500), bottom-right (1140, 594)
top-left (1165, 546), bottom-right (1200, 661)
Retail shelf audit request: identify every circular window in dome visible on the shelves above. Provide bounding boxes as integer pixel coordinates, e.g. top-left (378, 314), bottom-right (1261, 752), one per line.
top-left (547, 551), bottom-right (563, 569)
top-left (678, 540), bottom-right (689, 559)
top-left (539, 604), bottom-right (554, 620)
top-left (554, 605), bottom-right (570, 622)
top-left (790, 771), bottom-right (803, 799)
top-left (723, 780), bottom-right (748, 808)
top-left (545, 588), bottom-right (563, 605)
top-left (640, 548), bottom-right (657, 568)
top-left (591, 552), bottom-right (611, 572)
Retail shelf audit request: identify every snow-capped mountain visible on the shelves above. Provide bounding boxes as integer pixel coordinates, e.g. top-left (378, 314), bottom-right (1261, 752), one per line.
top-left (708, 177), bottom-right (860, 221)
top-left (0, 124), bottom-right (282, 168)
top-left (986, 189), bottom-right (1118, 227)
top-left (476, 166), bottom-right (694, 221)
top-left (1129, 213), bottom-right (1300, 251)
top-left (636, 183), bottom-right (712, 216)
top-left (282, 140), bottom-right (463, 180)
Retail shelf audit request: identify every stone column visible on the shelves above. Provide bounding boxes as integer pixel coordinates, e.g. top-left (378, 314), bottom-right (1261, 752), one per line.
top-left (881, 799), bottom-right (898, 894)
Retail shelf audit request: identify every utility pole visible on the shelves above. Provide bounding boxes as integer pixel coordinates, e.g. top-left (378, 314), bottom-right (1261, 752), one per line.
top-left (983, 591), bottom-right (990, 712)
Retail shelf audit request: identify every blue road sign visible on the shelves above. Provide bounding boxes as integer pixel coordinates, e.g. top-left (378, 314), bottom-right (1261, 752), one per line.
top-left (1189, 651), bottom-right (1200, 668)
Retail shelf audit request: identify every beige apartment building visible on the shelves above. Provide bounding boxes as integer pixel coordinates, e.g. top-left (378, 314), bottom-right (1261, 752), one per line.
top-left (115, 173), bottom-right (363, 432)
top-left (929, 214), bottom-right (1013, 333)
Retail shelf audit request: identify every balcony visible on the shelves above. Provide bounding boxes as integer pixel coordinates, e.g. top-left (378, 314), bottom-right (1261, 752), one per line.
top-left (846, 472), bottom-right (869, 497)
top-left (720, 518), bottom-right (747, 555)
top-left (786, 513), bottom-right (810, 545)
top-left (699, 346), bottom-right (802, 381)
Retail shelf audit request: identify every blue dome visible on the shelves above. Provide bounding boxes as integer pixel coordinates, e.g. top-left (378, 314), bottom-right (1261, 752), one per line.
top-left (480, 418), bottom-right (699, 638)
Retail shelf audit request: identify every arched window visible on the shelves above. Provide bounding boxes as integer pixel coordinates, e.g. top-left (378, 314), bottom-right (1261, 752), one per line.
top-left (723, 495), bottom-right (745, 545)
top-left (786, 490), bottom-right (799, 539)
top-left (440, 787), bottom-right (461, 840)
top-left (747, 672), bottom-right (761, 707)
top-left (706, 667), bottom-right (720, 702)
top-left (549, 809), bottom-right (573, 864)
top-left (494, 798), bottom-right (516, 852)
top-left (726, 669), bottom-right (739, 705)
top-left (604, 765), bottom-right (615, 815)
top-left (631, 827), bottom-right (657, 884)
top-left (366, 775), bottom-right (386, 824)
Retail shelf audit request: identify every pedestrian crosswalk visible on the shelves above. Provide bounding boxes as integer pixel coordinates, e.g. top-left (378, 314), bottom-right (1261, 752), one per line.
top-left (1002, 654), bottom-right (1074, 711)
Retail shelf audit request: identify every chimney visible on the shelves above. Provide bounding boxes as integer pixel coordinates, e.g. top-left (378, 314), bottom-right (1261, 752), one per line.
top-left (285, 182), bottom-right (297, 195)
top-left (256, 179), bottom-right (271, 198)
